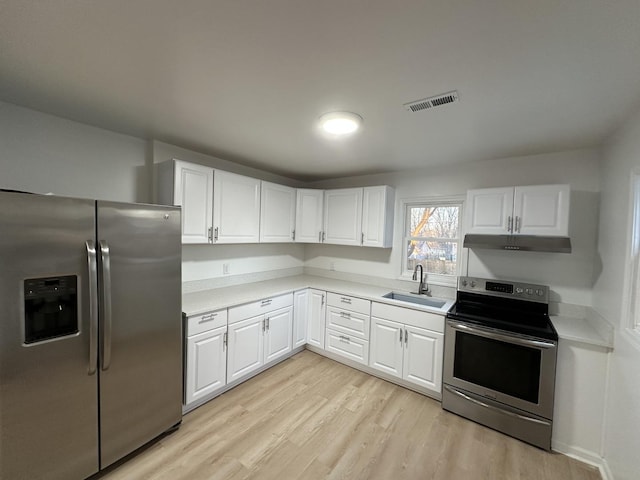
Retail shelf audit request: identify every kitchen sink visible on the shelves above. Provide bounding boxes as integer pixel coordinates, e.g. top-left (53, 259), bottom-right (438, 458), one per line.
top-left (382, 291), bottom-right (448, 309)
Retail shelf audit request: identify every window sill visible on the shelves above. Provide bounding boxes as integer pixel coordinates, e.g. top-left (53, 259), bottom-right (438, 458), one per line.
top-left (398, 274), bottom-right (458, 288)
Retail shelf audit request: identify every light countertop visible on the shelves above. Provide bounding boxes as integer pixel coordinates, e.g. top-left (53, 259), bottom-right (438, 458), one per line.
top-left (182, 274), bottom-right (454, 318)
top-left (550, 314), bottom-right (614, 349)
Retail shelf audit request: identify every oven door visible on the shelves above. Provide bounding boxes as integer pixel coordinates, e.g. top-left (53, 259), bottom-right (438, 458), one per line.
top-left (443, 319), bottom-right (557, 420)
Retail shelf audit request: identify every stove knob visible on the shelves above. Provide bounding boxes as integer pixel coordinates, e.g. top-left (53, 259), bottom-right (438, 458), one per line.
top-left (515, 287), bottom-right (524, 294)
top-left (536, 289), bottom-right (544, 296)
top-left (461, 279), bottom-right (468, 287)
top-left (525, 288), bottom-right (533, 295)
top-left (470, 281), bottom-right (476, 288)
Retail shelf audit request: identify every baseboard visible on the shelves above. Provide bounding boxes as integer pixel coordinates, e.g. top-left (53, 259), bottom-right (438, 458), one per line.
top-left (600, 458), bottom-right (614, 480)
top-left (551, 440), bottom-right (611, 479)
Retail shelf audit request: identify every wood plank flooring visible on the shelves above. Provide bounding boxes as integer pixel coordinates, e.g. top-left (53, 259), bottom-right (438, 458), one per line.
top-left (99, 351), bottom-right (601, 480)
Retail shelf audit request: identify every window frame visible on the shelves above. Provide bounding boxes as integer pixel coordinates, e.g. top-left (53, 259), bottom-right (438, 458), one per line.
top-left (624, 170), bottom-right (640, 347)
top-left (400, 196), bottom-right (465, 287)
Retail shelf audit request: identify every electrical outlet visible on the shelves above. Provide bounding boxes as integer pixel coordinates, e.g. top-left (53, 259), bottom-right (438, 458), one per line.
top-left (223, 263), bottom-right (230, 275)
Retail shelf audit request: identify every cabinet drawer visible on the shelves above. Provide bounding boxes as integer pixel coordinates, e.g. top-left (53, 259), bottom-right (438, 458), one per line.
top-left (325, 328), bottom-right (369, 365)
top-left (371, 302), bottom-right (444, 333)
top-left (187, 309), bottom-right (228, 336)
top-left (327, 292), bottom-right (370, 316)
top-left (228, 293), bottom-right (294, 324)
top-left (326, 306), bottom-right (370, 340)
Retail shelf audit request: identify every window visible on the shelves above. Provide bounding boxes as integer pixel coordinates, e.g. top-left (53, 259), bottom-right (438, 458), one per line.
top-left (403, 200), bottom-right (462, 284)
top-left (627, 173), bottom-right (640, 338)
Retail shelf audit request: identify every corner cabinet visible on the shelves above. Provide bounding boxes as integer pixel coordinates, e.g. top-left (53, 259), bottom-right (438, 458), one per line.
top-left (369, 302), bottom-right (444, 394)
top-left (156, 159), bottom-right (213, 244)
top-left (213, 170), bottom-right (261, 243)
top-left (260, 181), bottom-right (296, 243)
top-left (293, 290), bottom-right (308, 348)
top-left (295, 189), bottom-right (324, 243)
top-left (306, 289), bottom-right (326, 349)
top-left (466, 184), bottom-right (570, 236)
top-left (323, 188), bottom-right (363, 246)
top-left (362, 186), bottom-right (394, 248)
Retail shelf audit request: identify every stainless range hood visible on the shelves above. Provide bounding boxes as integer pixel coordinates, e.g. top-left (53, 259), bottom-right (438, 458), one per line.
top-left (463, 234), bottom-right (572, 253)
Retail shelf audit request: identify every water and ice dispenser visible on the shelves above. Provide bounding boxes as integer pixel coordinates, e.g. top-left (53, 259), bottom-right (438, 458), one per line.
top-left (24, 275), bottom-right (79, 344)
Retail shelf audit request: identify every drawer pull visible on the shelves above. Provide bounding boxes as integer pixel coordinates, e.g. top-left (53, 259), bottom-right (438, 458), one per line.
top-left (339, 311), bottom-right (351, 319)
top-left (340, 297), bottom-right (352, 304)
top-left (261, 299), bottom-right (272, 306)
top-left (199, 313), bottom-right (217, 323)
top-left (339, 335), bottom-right (350, 343)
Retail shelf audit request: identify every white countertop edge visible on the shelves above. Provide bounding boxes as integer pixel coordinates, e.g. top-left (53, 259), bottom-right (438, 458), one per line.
top-left (550, 315), bottom-right (614, 350)
top-left (182, 274), bottom-right (453, 318)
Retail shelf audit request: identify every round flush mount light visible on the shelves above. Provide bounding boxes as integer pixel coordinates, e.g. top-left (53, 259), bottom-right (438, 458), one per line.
top-left (318, 111), bottom-right (363, 135)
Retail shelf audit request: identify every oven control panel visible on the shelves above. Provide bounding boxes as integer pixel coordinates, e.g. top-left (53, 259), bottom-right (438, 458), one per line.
top-left (458, 276), bottom-right (549, 303)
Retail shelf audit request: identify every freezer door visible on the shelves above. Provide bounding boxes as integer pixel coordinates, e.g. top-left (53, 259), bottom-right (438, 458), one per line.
top-left (97, 201), bottom-right (182, 469)
top-left (0, 192), bottom-right (99, 480)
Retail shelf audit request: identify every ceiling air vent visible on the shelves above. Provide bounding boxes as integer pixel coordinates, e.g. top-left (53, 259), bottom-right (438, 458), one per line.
top-left (403, 90), bottom-right (459, 112)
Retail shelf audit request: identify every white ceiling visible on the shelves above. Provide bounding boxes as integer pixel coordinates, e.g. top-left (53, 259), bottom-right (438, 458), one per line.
top-left (1, 1), bottom-right (639, 181)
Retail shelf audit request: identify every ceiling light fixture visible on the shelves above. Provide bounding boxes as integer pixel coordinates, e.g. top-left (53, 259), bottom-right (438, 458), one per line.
top-left (318, 111), bottom-right (363, 135)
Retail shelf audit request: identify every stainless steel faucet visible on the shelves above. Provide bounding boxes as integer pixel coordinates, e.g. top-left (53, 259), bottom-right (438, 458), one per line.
top-left (412, 264), bottom-right (430, 295)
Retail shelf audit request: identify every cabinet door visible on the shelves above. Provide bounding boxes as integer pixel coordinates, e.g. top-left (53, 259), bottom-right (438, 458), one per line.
top-left (403, 325), bottom-right (443, 392)
top-left (295, 189), bottom-right (324, 243)
top-left (260, 181), bottom-right (296, 243)
top-left (307, 289), bottom-right (326, 349)
top-left (323, 188), bottom-right (363, 246)
top-left (227, 315), bottom-right (265, 383)
top-left (173, 161), bottom-right (213, 244)
top-left (185, 326), bottom-right (227, 405)
top-left (369, 317), bottom-right (403, 378)
top-left (264, 307), bottom-right (293, 363)
top-left (293, 290), bottom-right (308, 348)
top-left (213, 170), bottom-right (261, 243)
top-left (465, 187), bottom-right (514, 235)
top-left (513, 184), bottom-right (570, 236)
top-left (362, 186), bottom-right (394, 248)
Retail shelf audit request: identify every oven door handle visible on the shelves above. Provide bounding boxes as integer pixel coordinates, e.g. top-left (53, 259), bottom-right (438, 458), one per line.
top-left (444, 385), bottom-right (551, 426)
top-left (447, 320), bottom-right (556, 349)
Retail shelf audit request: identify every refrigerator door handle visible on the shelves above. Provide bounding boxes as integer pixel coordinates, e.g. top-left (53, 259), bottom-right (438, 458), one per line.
top-left (99, 240), bottom-right (113, 371)
top-left (86, 240), bottom-right (99, 375)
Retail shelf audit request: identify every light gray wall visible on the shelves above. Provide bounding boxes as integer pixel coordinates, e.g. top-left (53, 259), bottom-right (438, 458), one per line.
top-left (592, 107), bottom-right (640, 480)
top-left (308, 149), bottom-right (601, 306)
top-left (0, 103), bottom-right (305, 283)
top-left (0, 101), bottom-right (148, 202)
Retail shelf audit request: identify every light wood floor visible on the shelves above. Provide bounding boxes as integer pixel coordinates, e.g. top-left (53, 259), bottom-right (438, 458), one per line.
top-left (99, 351), bottom-right (601, 480)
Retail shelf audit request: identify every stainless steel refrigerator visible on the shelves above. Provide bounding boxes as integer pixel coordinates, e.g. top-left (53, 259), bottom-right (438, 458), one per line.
top-left (0, 191), bottom-right (183, 480)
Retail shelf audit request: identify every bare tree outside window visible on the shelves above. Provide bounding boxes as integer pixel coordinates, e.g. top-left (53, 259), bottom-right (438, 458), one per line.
top-left (405, 204), bottom-right (461, 276)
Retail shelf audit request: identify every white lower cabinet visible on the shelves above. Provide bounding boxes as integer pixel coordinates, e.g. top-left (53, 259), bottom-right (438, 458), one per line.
top-left (185, 326), bottom-right (227, 404)
top-left (184, 309), bottom-right (228, 406)
top-left (264, 306), bottom-right (293, 363)
top-left (325, 329), bottom-right (369, 365)
top-left (293, 290), bottom-right (308, 349)
top-left (369, 304), bottom-right (444, 394)
top-left (227, 314), bottom-right (265, 383)
top-left (227, 294), bottom-right (294, 383)
top-left (307, 289), bottom-right (326, 349)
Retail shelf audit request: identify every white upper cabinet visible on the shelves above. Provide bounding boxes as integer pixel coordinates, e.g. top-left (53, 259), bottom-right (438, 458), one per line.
top-left (513, 185), bottom-right (570, 236)
top-left (362, 186), bottom-right (395, 248)
top-left (465, 187), bottom-right (514, 235)
top-left (466, 184), bottom-right (570, 236)
top-left (295, 189), bottom-right (324, 243)
top-left (157, 159), bottom-right (214, 244)
top-left (260, 181), bottom-right (296, 243)
top-left (323, 188), bottom-right (363, 246)
top-left (213, 170), bottom-right (261, 243)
